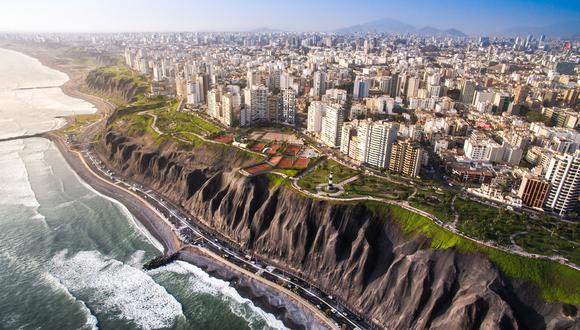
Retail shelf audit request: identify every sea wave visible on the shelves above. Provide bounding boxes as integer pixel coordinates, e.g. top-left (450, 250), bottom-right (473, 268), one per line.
top-left (50, 250), bottom-right (185, 330)
top-left (0, 140), bottom-right (41, 208)
top-left (41, 272), bottom-right (99, 330)
top-left (155, 261), bottom-right (289, 330)
top-left (54, 147), bottom-right (165, 252)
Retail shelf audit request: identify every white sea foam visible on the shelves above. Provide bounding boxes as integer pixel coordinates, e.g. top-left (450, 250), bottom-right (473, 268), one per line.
top-left (126, 250), bottom-right (147, 268)
top-left (50, 250), bottom-right (184, 329)
top-left (0, 139), bottom-right (47, 227)
top-left (156, 261), bottom-right (289, 330)
top-left (0, 140), bottom-right (40, 208)
top-left (41, 272), bottom-right (99, 330)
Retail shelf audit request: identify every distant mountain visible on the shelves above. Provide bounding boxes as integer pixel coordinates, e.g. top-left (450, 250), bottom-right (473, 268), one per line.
top-left (502, 21), bottom-right (580, 38)
top-left (336, 18), bottom-right (467, 37)
top-left (417, 26), bottom-right (468, 37)
top-left (336, 18), bottom-right (415, 34)
top-left (245, 27), bottom-right (285, 33)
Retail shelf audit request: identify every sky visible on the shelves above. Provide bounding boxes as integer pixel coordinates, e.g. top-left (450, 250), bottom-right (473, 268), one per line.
top-left (0, 0), bottom-right (579, 35)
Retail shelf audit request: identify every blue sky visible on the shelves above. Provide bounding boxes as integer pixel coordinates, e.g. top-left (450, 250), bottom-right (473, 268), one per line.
top-left (0, 0), bottom-right (578, 34)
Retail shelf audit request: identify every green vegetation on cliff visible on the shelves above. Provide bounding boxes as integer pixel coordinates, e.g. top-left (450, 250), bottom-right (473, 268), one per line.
top-left (94, 62), bottom-right (149, 88)
top-left (366, 202), bottom-right (580, 305)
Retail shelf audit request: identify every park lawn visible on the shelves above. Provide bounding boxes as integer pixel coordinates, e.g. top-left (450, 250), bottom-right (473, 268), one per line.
top-left (366, 202), bottom-right (580, 305)
top-left (154, 107), bottom-right (221, 137)
top-left (410, 201), bottom-right (452, 223)
top-left (410, 188), bottom-right (455, 222)
top-left (190, 113), bottom-right (222, 135)
top-left (344, 175), bottom-right (413, 200)
top-left (298, 159), bottom-right (360, 193)
top-left (454, 197), bottom-right (580, 265)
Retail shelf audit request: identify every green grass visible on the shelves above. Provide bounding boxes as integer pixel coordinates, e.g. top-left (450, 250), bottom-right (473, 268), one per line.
top-left (266, 173), bottom-right (290, 188)
top-left (95, 63), bottom-right (149, 88)
top-left (365, 202), bottom-right (580, 305)
top-left (61, 114), bottom-right (101, 134)
top-left (190, 113), bottom-right (221, 135)
top-left (344, 175), bottom-right (413, 199)
top-left (298, 159), bottom-right (359, 192)
top-left (454, 198), bottom-right (579, 265)
top-left (272, 169), bottom-right (300, 177)
top-left (154, 106), bottom-right (221, 137)
top-left (410, 189), bottom-right (454, 222)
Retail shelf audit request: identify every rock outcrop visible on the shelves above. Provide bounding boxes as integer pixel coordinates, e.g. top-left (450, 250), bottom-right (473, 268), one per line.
top-left (100, 131), bottom-right (579, 329)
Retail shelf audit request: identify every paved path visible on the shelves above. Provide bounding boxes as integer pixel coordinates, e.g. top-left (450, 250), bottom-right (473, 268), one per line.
top-left (138, 111), bottom-right (163, 135)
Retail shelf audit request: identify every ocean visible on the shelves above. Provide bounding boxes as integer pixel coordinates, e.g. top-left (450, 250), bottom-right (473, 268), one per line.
top-left (0, 48), bottom-right (287, 330)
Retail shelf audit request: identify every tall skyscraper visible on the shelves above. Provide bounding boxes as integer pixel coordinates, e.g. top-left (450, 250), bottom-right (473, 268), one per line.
top-left (311, 71), bottom-right (327, 97)
top-left (245, 85), bottom-right (269, 123)
top-left (207, 88), bottom-right (221, 119)
top-left (389, 74), bottom-right (402, 97)
top-left (281, 88), bottom-right (296, 125)
top-left (461, 80), bottom-right (476, 104)
top-left (353, 76), bottom-right (370, 100)
top-left (544, 151), bottom-right (580, 215)
top-left (365, 122), bottom-right (399, 169)
top-left (320, 103), bottom-right (344, 148)
top-left (389, 140), bottom-right (424, 177)
top-left (405, 76), bottom-right (419, 98)
top-left (307, 101), bottom-right (325, 134)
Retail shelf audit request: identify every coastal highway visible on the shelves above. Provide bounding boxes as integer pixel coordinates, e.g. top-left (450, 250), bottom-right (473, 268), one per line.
top-left (81, 147), bottom-right (373, 330)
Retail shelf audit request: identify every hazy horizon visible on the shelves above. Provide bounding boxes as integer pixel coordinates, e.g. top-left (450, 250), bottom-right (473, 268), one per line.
top-left (0, 0), bottom-right (579, 35)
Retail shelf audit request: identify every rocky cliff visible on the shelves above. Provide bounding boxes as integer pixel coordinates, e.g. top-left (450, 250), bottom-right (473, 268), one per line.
top-left (86, 69), bottom-right (147, 103)
top-left (100, 131), bottom-right (578, 330)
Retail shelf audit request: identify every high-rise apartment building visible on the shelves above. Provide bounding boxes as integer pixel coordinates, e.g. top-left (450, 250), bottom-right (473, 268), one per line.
top-left (514, 84), bottom-right (530, 104)
top-left (320, 103), bottom-right (344, 148)
top-left (311, 71), bottom-right (327, 97)
top-left (517, 175), bottom-right (550, 209)
top-left (365, 122), bottom-right (399, 169)
top-left (244, 85), bottom-right (269, 123)
top-left (544, 151), bottom-right (580, 215)
top-left (307, 101), bottom-right (325, 134)
top-left (353, 76), bottom-right (370, 100)
top-left (339, 120), bottom-right (398, 168)
top-left (461, 80), bottom-right (476, 104)
top-left (281, 88), bottom-right (296, 125)
top-left (389, 140), bottom-right (424, 177)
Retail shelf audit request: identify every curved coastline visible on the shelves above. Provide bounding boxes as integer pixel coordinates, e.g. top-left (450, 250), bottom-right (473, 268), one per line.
top-left (5, 44), bottom-right (332, 330)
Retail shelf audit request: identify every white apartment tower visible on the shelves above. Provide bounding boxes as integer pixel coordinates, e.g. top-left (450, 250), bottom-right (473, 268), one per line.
top-left (307, 101), bottom-right (325, 134)
top-left (364, 122), bottom-right (399, 169)
top-left (245, 85), bottom-right (269, 123)
top-left (544, 151), bottom-right (580, 215)
top-left (281, 88), bottom-right (296, 125)
top-left (321, 103), bottom-right (344, 148)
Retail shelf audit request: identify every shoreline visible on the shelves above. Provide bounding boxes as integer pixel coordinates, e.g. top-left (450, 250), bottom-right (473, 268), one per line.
top-left (47, 133), bottom-right (331, 330)
top-left (3, 43), bottom-right (335, 329)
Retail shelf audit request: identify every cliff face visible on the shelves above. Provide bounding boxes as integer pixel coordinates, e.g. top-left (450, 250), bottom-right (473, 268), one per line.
top-left (85, 70), bottom-right (146, 103)
top-left (102, 131), bottom-right (578, 330)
